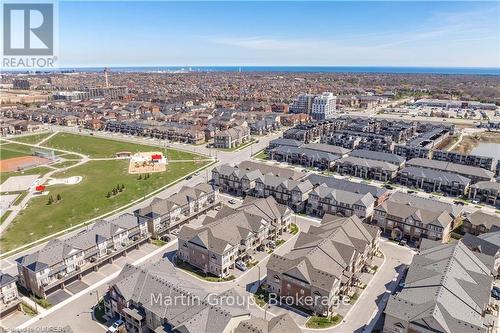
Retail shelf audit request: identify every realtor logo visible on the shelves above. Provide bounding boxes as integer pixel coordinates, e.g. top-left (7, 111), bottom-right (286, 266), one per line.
top-left (2, 2), bottom-right (57, 68)
top-left (3, 3), bottom-right (53, 55)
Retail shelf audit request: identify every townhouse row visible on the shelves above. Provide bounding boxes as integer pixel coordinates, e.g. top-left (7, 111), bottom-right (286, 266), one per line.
top-left (177, 196), bottom-right (292, 277)
top-left (15, 183), bottom-right (218, 299)
top-left (266, 214), bottom-right (380, 316)
top-left (104, 259), bottom-right (301, 333)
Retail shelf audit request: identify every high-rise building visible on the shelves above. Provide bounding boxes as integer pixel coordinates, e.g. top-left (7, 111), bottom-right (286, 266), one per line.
top-left (289, 92), bottom-right (337, 120)
top-left (311, 92), bottom-right (337, 120)
top-left (289, 93), bottom-right (315, 114)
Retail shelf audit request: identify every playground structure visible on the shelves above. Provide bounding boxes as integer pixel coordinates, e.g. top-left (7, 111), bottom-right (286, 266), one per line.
top-left (128, 152), bottom-right (167, 174)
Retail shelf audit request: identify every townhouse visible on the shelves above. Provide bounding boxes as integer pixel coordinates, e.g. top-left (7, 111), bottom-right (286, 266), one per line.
top-left (177, 210), bottom-right (271, 277)
top-left (469, 181), bottom-right (500, 207)
top-left (0, 273), bottom-right (20, 318)
top-left (104, 260), bottom-right (251, 333)
top-left (373, 200), bottom-right (453, 244)
top-left (306, 184), bottom-right (375, 220)
top-left (266, 215), bottom-right (380, 316)
top-left (235, 313), bottom-right (301, 333)
top-left (135, 183), bottom-right (218, 237)
top-left (432, 149), bottom-right (497, 171)
top-left (255, 175), bottom-right (314, 212)
top-left (397, 166), bottom-right (471, 196)
top-left (16, 214), bottom-right (149, 298)
top-left (349, 149), bottom-right (406, 167)
top-left (237, 196), bottom-right (292, 237)
top-left (268, 144), bottom-right (344, 171)
top-left (306, 174), bottom-right (390, 206)
top-left (211, 161), bottom-right (305, 197)
top-left (462, 211), bottom-right (500, 236)
top-left (393, 126), bottom-right (452, 160)
top-left (384, 241), bottom-right (495, 333)
top-left (214, 125), bottom-right (250, 149)
top-left (336, 156), bottom-right (399, 182)
top-left (406, 158), bottom-right (495, 183)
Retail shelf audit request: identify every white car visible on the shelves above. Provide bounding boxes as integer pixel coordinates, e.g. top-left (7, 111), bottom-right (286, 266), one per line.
top-left (235, 260), bottom-right (247, 271)
top-left (108, 319), bottom-right (124, 333)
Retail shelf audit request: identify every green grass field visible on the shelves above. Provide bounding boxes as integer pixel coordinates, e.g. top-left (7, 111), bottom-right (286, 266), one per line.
top-left (42, 133), bottom-right (205, 160)
top-left (10, 132), bottom-right (52, 145)
top-left (0, 159), bottom-right (209, 250)
top-left (0, 143), bottom-right (34, 160)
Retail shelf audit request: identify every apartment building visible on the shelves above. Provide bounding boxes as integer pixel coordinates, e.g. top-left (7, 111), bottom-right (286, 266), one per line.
top-left (311, 92), bottom-right (337, 120)
top-left (104, 260), bottom-right (251, 333)
top-left (336, 156), bottom-right (399, 182)
top-left (306, 184), bottom-right (375, 220)
top-left (407, 158), bottom-right (494, 183)
top-left (214, 125), bottom-right (250, 149)
top-left (289, 94), bottom-right (315, 114)
top-left (266, 215), bottom-right (380, 316)
top-left (177, 210), bottom-right (271, 277)
top-left (462, 211), bottom-right (500, 236)
top-left (432, 150), bottom-right (497, 171)
top-left (397, 166), bottom-right (471, 196)
top-left (135, 183), bottom-right (218, 237)
top-left (469, 181), bottom-right (500, 207)
top-left (384, 241), bottom-right (495, 333)
top-left (16, 214), bottom-right (149, 298)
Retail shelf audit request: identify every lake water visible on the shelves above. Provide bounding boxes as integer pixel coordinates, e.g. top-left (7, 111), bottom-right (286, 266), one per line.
top-left (470, 143), bottom-right (500, 159)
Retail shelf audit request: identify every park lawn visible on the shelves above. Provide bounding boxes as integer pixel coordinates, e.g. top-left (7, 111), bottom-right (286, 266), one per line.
top-left (50, 160), bottom-right (81, 169)
top-left (0, 158), bottom-right (209, 251)
top-left (42, 132), bottom-right (207, 160)
top-left (10, 132), bottom-right (52, 145)
top-left (0, 166), bottom-right (52, 183)
top-left (0, 142), bottom-right (34, 160)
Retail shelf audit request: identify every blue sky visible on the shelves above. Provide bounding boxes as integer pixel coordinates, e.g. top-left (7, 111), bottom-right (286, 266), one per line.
top-left (59, 1), bottom-right (500, 68)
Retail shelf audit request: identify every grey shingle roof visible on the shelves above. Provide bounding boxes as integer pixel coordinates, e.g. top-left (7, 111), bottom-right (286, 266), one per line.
top-left (111, 260), bottom-right (250, 333)
top-left (399, 166), bottom-right (471, 186)
top-left (389, 191), bottom-right (463, 218)
top-left (338, 155), bottom-right (399, 172)
top-left (407, 158), bottom-right (494, 180)
top-left (466, 211), bottom-right (500, 229)
top-left (350, 149), bottom-right (406, 165)
top-left (267, 215), bottom-right (378, 291)
top-left (0, 272), bottom-right (16, 287)
top-left (307, 174), bottom-right (388, 199)
top-left (234, 313), bottom-right (302, 333)
top-left (17, 213), bottom-right (142, 271)
top-left (385, 241), bottom-right (493, 333)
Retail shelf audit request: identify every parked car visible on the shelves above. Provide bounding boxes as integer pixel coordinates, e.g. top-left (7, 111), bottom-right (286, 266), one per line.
top-left (171, 229), bottom-right (179, 235)
top-left (235, 260), bottom-right (247, 271)
top-left (453, 200), bottom-right (465, 206)
top-left (491, 289), bottom-right (500, 300)
top-left (185, 175), bottom-right (192, 180)
top-left (228, 199), bottom-right (236, 205)
top-left (472, 200), bottom-right (480, 204)
top-left (268, 241), bottom-right (276, 249)
top-left (407, 190), bottom-right (415, 194)
top-left (398, 239), bottom-right (408, 247)
top-left (108, 319), bottom-right (124, 333)
top-left (493, 286), bottom-right (500, 294)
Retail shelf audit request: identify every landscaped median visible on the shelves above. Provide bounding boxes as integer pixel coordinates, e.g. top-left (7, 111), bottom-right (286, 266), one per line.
top-left (305, 315), bottom-right (343, 329)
